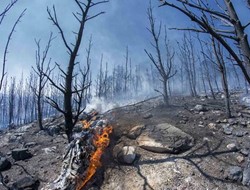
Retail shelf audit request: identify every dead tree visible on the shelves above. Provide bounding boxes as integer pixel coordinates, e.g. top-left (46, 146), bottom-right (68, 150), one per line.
top-left (231, 62), bottom-right (242, 90)
top-left (0, 5), bottom-right (26, 101)
top-left (145, 5), bottom-right (176, 105)
top-left (160, 0), bottom-right (250, 85)
top-left (31, 33), bottom-right (54, 130)
top-left (196, 36), bottom-right (216, 99)
top-left (124, 46), bottom-right (129, 93)
top-left (16, 74), bottom-right (23, 125)
top-left (0, 78), bottom-right (8, 127)
top-left (96, 54), bottom-right (104, 98)
top-left (8, 77), bottom-right (15, 125)
top-left (178, 33), bottom-right (198, 97)
top-left (211, 37), bottom-right (231, 118)
top-left (200, 37), bottom-right (231, 117)
top-left (45, 0), bottom-right (101, 142)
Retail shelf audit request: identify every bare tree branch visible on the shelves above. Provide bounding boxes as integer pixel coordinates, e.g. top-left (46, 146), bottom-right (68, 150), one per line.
top-left (47, 6), bottom-right (73, 54)
top-left (160, 0), bottom-right (250, 84)
top-left (0, 0), bottom-right (18, 24)
top-left (0, 9), bottom-right (26, 91)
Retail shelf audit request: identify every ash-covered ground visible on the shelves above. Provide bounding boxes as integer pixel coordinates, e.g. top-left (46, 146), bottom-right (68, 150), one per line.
top-left (1, 92), bottom-right (250, 190)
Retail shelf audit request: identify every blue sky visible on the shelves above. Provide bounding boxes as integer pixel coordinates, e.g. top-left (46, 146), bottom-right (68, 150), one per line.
top-left (0, 0), bottom-right (187, 79)
top-left (0, 0), bottom-right (249, 80)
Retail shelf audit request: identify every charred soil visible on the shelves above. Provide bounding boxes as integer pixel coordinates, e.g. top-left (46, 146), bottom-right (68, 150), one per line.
top-left (1, 93), bottom-right (250, 190)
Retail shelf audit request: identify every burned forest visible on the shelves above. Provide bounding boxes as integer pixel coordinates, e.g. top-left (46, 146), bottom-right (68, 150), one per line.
top-left (1, 0), bottom-right (250, 190)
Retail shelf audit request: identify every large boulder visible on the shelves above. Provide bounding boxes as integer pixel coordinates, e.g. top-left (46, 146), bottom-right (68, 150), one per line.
top-left (136, 123), bottom-right (194, 153)
top-left (12, 148), bottom-right (33, 161)
top-left (0, 156), bottom-right (11, 171)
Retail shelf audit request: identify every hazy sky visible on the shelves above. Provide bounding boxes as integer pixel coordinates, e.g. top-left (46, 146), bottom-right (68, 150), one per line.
top-left (0, 0), bottom-right (249, 80)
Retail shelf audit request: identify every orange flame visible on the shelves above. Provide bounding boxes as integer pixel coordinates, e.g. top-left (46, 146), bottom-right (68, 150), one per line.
top-left (76, 125), bottom-right (113, 190)
top-left (82, 120), bottom-right (91, 129)
top-left (82, 110), bottom-right (99, 129)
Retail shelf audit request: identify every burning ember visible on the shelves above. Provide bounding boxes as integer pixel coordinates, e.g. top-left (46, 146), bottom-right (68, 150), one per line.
top-left (44, 110), bottom-right (112, 190)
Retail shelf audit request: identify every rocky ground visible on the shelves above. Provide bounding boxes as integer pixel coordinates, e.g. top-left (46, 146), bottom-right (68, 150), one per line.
top-left (1, 92), bottom-right (250, 190)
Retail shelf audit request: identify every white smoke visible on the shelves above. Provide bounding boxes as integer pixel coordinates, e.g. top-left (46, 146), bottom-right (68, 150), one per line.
top-left (85, 97), bottom-right (120, 113)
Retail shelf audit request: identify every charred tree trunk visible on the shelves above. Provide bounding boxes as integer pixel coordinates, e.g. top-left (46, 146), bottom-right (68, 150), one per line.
top-left (163, 79), bottom-right (169, 105)
top-left (45, 1), bottom-right (107, 142)
top-left (211, 37), bottom-right (231, 118)
top-left (8, 77), bottom-right (15, 125)
top-left (145, 5), bottom-right (176, 105)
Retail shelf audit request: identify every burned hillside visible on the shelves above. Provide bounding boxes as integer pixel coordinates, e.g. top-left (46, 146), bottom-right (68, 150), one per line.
top-left (1, 0), bottom-right (250, 190)
top-left (1, 93), bottom-right (250, 189)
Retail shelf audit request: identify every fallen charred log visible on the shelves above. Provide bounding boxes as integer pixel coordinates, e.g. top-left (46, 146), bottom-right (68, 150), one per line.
top-left (42, 110), bottom-right (112, 190)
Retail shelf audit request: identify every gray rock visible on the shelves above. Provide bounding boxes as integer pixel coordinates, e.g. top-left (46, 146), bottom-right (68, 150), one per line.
top-left (8, 133), bottom-right (24, 143)
top-left (233, 130), bottom-right (248, 137)
top-left (194, 104), bottom-right (207, 112)
top-left (11, 176), bottom-right (39, 190)
top-left (24, 142), bottom-right (37, 148)
top-left (228, 118), bottom-right (237, 125)
top-left (224, 127), bottom-right (233, 135)
top-left (241, 149), bottom-right (249, 156)
top-left (226, 143), bottom-right (239, 151)
top-left (226, 166), bottom-right (242, 182)
top-left (127, 125), bottom-right (144, 139)
top-left (207, 123), bottom-right (216, 130)
top-left (199, 121), bottom-right (204, 125)
top-left (222, 124), bottom-right (233, 135)
top-left (199, 111), bottom-right (204, 115)
top-left (240, 121), bottom-right (247, 127)
top-left (42, 146), bottom-right (57, 154)
top-left (221, 119), bottom-right (228, 123)
top-left (136, 123), bottom-right (194, 153)
top-left (113, 144), bottom-right (136, 164)
top-left (121, 146), bottom-right (136, 164)
top-left (16, 124), bottom-right (33, 133)
top-left (47, 125), bottom-right (62, 136)
top-left (143, 114), bottom-right (153, 119)
top-left (0, 157), bottom-right (11, 171)
top-left (12, 148), bottom-right (33, 161)
top-left (237, 155), bottom-right (245, 163)
top-left (37, 130), bottom-right (47, 136)
top-left (242, 158), bottom-right (250, 186)
top-left (238, 113), bottom-right (243, 117)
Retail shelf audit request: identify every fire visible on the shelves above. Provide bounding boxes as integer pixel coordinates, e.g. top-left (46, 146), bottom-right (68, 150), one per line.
top-left (76, 121), bottom-right (113, 190)
top-left (82, 120), bottom-right (91, 129)
top-left (82, 110), bottom-right (99, 129)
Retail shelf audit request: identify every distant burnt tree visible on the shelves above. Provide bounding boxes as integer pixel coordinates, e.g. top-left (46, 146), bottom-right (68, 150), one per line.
top-left (177, 33), bottom-right (198, 97)
top-left (31, 33), bottom-right (54, 130)
top-left (145, 4), bottom-right (177, 105)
